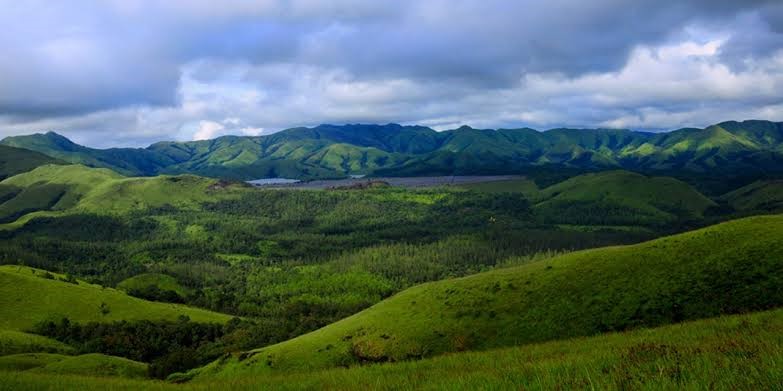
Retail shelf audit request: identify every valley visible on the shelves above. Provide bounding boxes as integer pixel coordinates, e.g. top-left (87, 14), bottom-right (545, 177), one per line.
top-left (3, 2), bottom-right (783, 388)
top-left (0, 121), bottom-right (782, 389)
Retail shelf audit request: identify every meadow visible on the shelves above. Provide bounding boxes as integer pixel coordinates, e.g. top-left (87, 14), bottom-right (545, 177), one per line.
top-left (2, 308), bottom-right (781, 390)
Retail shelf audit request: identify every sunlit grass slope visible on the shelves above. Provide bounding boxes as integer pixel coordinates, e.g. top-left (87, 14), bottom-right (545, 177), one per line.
top-left (0, 164), bottom-right (245, 225)
top-left (533, 170), bottom-right (716, 225)
top-left (190, 214), bottom-right (783, 379)
top-left (0, 266), bottom-right (232, 331)
top-left (28, 353), bottom-right (148, 379)
top-left (0, 330), bottom-right (74, 356)
top-left (1, 308), bottom-right (782, 390)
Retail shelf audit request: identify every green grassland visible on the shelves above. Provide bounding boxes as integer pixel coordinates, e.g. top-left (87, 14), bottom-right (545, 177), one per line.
top-left (0, 353), bottom-right (70, 371)
top-left (533, 170), bottom-right (716, 226)
top-left (0, 330), bottom-right (74, 356)
top-left (456, 170), bottom-right (716, 227)
top-left (723, 179), bottom-right (783, 212)
top-left (0, 164), bottom-right (244, 227)
top-left (0, 266), bottom-right (232, 331)
top-left (28, 353), bottom-right (148, 379)
top-left (0, 308), bottom-right (781, 390)
top-left (190, 214), bottom-right (783, 379)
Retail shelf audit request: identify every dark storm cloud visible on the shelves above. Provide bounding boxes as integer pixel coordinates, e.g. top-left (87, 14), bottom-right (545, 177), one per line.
top-left (0, 0), bottom-right (781, 146)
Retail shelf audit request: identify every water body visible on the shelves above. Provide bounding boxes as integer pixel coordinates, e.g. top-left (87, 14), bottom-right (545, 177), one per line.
top-left (248, 175), bottom-right (521, 189)
top-left (247, 178), bottom-right (301, 186)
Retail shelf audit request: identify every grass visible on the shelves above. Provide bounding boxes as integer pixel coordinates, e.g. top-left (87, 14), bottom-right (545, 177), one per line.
top-left (0, 266), bottom-right (233, 331)
top-left (1, 308), bottom-right (782, 389)
top-left (0, 184), bottom-right (68, 223)
top-left (189, 214), bottom-right (783, 379)
top-left (722, 179), bottom-right (783, 212)
top-left (533, 170), bottom-right (716, 225)
top-left (0, 164), bottom-right (245, 226)
top-left (0, 330), bottom-right (74, 356)
top-left (0, 354), bottom-right (70, 371)
top-left (29, 354), bottom-right (148, 379)
top-left (0, 145), bottom-right (63, 180)
top-left (116, 273), bottom-right (191, 297)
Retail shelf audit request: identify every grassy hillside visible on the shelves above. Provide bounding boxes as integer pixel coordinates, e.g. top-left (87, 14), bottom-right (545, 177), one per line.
top-left (1, 308), bottom-right (781, 389)
top-left (0, 266), bottom-right (232, 331)
top-left (28, 354), bottom-right (148, 379)
top-left (723, 180), bottom-right (783, 212)
top-left (0, 164), bottom-right (243, 226)
top-left (190, 214), bottom-right (783, 379)
top-left (533, 170), bottom-right (716, 226)
top-left (0, 132), bottom-right (174, 177)
top-left (0, 353), bottom-right (70, 372)
top-left (0, 145), bottom-right (63, 180)
top-left (0, 330), bottom-right (74, 356)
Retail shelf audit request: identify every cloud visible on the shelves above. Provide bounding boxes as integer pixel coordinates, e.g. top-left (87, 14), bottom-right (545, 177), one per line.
top-left (192, 121), bottom-right (225, 141)
top-left (0, 1), bottom-right (781, 146)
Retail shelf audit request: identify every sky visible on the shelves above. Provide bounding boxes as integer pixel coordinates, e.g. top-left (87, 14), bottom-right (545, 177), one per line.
top-left (0, 0), bottom-right (782, 147)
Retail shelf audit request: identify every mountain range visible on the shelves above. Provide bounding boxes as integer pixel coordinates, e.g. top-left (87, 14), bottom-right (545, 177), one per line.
top-left (3, 120), bottom-right (783, 180)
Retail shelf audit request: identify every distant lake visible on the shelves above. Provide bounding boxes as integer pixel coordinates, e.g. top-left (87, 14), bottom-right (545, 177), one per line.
top-left (247, 178), bottom-right (301, 186)
top-left (247, 175), bottom-right (522, 189)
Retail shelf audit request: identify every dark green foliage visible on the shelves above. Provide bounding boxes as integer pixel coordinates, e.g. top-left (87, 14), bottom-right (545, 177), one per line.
top-left (127, 285), bottom-right (185, 304)
top-left (0, 183), bottom-right (68, 223)
top-left (0, 145), bottom-right (64, 180)
top-left (31, 317), bottom-right (228, 378)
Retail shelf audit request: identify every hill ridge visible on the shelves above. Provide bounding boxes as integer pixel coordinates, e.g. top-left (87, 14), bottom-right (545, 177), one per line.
top-left (3, 120), bottom-right (782, 180)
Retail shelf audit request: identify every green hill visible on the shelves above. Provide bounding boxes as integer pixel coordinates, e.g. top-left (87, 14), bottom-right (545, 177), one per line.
top-left (0, 266), bottom-right (232, 331)
top-left (3, 121), bottom-right (782, 180)
top-left (722, 180), bottom-right (783, 212)
top-left (533, 170), bottom-right (716, 226)
top-left (0, 164), bottom-right (243, 225)
top-left (2, 308), bottom-right (780, 389)
top-left (0, 330), bottom-right (74, 356)
top-left (29, 353), bottom-right (148, 379)
top-left (0, 132), bottom-right (175, 177)
top-left (0, 145), bottom-right (64, 180)
top-left (189, 214), bottom-right (783, 379)
top-left (0, 353), bottom-right (70, 372)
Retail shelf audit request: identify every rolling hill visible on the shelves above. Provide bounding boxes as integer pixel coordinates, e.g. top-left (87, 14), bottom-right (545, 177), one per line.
top-left (532, 170), bottom-right (716, 226)
top-left (28, 353), bottom-right (148, 379)
top-left (0, 266), bottom-right (233, 331)
top-left (3, 120), bottom-right (782, 180)
top-left (1, 308), bottom-right (780, 389)
top-left (0, 164), bottom-right (244, 226)
top-left (722, 180), bottom-right (783, 212)
top-left (0, 145), bottom-right (64, 180)
top-left (0, 330), bottom-right (74, 356)
top-left (188, 214), bottom-right (783, 379)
